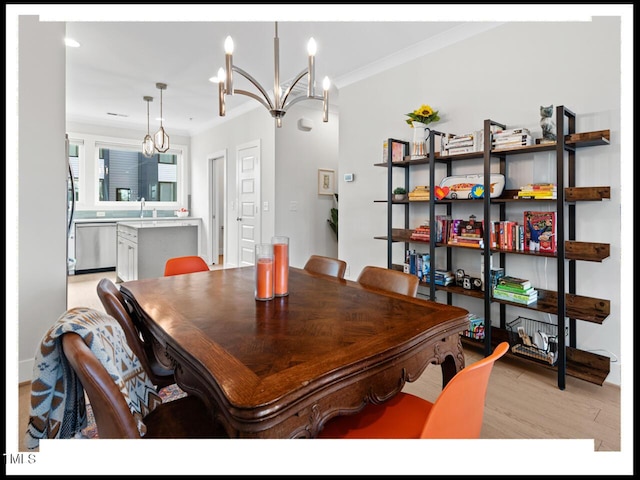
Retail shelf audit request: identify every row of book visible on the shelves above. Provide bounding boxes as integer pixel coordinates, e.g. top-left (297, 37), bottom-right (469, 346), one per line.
top-left (409, 211), bottom-right (556, 254)
top-left (492, 127), bottom-right (533, 150)
top-left (487, 211), bottom-right (557, 253)
top-left (441, 130), bottom-right (484, 156)
top-left (517, 182), bottom-right (557, 199)
top-left (492, 275), bottom-right (538, 305)
top-left (462, 314), bottom-right (485, 340)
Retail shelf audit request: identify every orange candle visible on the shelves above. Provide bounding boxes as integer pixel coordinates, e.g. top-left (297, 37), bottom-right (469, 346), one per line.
top-left (255, 257), bottom-right (274, 301)
top-left (273, 239), bottom-right (289, 296)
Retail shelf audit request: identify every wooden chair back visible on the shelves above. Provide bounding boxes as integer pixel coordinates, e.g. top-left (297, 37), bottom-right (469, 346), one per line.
top-left (96, 278), bottom-right (174, 388)
top-left (303, 255), bottom-right (347, 279)
top-left (357, 265), bottom-right (419, 297)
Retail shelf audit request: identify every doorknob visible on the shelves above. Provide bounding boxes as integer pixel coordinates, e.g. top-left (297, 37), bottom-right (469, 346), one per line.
top-left (236, 217), bottom-right (242, 221)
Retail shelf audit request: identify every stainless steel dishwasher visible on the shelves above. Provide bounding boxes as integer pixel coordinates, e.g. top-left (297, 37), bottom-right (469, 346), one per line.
top-left (74, 222), bottom-right (117, 273)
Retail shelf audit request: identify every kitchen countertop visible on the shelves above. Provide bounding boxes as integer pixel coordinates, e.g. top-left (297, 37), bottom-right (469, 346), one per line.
top-left (117, 220), bottom-right (200, 229)
top-left (74, 217), bottom-right (200, 224)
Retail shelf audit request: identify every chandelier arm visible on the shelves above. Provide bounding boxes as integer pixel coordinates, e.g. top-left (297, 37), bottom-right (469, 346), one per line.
top-left (232, 89), bottom-right (274, 112)
top-left (280, 68), bottom-right (308, 107)
top-left (282, 94), bottom-right (324, 112)
top-left (231, 66), bottom-right (274, 111)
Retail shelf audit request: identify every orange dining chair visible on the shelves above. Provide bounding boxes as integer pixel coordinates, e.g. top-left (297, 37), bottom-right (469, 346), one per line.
top-left (61, 331), bottom-right (227, 439)
top-left (357, 265), bottom-right (419, 297)
top-left (164, 255), bottom-right (210, 276)
top-left (96, 278), bottom-right (175, 389)
top-left (303, 254), bottom-right (347, 279)
top-left (318, 342), bottom-right (509, 438)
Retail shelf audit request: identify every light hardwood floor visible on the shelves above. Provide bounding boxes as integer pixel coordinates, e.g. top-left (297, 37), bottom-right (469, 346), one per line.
top-left (18, 266), bottom-right (621, 456)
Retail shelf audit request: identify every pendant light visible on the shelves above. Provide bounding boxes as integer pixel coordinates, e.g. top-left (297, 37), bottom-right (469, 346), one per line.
top-left (142, 96), bottom-right (155, 158)
top-left (154, 82), bottom-right (170, 153)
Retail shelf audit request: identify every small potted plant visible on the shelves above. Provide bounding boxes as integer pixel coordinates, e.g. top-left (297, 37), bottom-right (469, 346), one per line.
top-left (393, 187), bottom-right (407, 201)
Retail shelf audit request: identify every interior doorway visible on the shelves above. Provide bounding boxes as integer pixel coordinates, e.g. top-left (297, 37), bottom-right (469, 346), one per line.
top-left (208, 151), bottom-right (226, 265)
top-left (236, 140), bottom-right (261, 266)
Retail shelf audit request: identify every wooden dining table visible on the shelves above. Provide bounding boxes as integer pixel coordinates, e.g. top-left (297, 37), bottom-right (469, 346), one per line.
top-left (120, 266), bottom-right (469, 439)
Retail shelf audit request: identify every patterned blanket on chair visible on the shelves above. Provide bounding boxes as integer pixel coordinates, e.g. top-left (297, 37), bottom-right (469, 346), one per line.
top-left (24, 307), bottom-right (162, 449)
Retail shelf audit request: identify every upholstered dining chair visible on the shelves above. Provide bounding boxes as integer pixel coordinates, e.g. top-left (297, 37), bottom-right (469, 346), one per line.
top-left (61, 331), bottom-right (227, 439)
top-left (356, 265), bottom-right (419, 297)
top-left (164, 255), bottom-right (210, 276)
top-left (96, 278), bottom-right (175, 389)
top-left (303, 254), bottom-right (347, 279)
top-left (318, 342), bottom-right (509, 439)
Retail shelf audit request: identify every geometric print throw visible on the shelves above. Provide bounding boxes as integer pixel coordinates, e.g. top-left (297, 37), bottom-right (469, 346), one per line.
top-left (24, 307), bottom-right (162, 449)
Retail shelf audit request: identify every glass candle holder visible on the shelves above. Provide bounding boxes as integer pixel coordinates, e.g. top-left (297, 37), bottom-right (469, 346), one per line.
top-left (272, 236), bottom-right (289, 297)
top-left (255, 243), bottom-right (274, 301)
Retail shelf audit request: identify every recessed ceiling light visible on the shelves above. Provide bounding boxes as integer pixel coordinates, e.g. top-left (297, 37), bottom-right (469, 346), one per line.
top-left (64, 37), bottom-right (80, 48)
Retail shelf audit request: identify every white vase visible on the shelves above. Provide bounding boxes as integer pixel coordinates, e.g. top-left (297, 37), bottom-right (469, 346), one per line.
top-left (411, 121), bottom-right (430, 157)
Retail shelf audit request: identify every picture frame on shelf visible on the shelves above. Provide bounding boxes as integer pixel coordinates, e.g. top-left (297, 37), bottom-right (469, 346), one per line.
top-left (318, 169), bottom-right (335, 196)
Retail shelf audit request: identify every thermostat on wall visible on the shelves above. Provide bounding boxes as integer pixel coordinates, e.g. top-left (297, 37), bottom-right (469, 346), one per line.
top-left (344, 173), bottom-right (354, 182)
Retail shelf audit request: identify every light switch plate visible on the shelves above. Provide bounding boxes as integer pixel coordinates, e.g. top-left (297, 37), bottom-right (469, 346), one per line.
top-left (344, 173), bottom-right (354, 182)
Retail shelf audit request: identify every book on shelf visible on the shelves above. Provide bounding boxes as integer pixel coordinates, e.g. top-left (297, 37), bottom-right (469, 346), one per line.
top-left (520, 182), bottom-right (557, 190)
top-left (462, 314), bottom-right (485, 340)
top-left (493, 134), bottom-right (533, 145)
top-left (494, 283), bottom-right (536, 295)
top-left (524, 210), bottom-right (556, 253)
top-left (493, 138), bottom-right (534, 150)
top-left (492, 288), bottom-right (538, 305)
top-left (498, 275), bottom-right (532, 290)
top-left (493, 127), bottom-right (531, 138)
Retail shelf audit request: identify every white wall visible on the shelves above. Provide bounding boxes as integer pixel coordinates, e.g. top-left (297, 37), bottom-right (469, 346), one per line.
top-left (17, 16), bottom-right (67, 382)
top-left (274, 104), bottom-right (340, 268)
top-left (338, 17), bottom-right (622, 385)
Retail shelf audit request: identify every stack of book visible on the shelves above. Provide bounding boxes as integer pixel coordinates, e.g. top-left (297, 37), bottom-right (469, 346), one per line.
top-left (492, 276), bottom-right (538, 305)
top-left (422, 269), bottom-right (454, 286)
top-left (517, 183), bottom-right (557, 199)
top-left (492, 127), bottom-right (533, 150)
top-left (441, 130), bottom-right (484, 156)
top-left (410, 224), bottom-right (431, 241)
top-left (408, 185), bottom-right (430, 201)
top-left (462, 314), bottom-right (485, 340)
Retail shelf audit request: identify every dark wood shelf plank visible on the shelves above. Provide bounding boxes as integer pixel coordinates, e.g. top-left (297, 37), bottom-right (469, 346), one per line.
top-left (461, 328), bottom-right (610, 386)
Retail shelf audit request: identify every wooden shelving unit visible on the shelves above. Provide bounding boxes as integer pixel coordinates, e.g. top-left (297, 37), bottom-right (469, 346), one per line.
top-left (375, 107), bottom-right (611, 389)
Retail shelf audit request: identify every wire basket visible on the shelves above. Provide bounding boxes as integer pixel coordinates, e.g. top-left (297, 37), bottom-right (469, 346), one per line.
top-left (507, 316), bottom-right (564, 365)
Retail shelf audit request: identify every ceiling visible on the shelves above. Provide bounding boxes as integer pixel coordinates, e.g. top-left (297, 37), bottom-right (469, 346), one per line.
top-left (64, 19), bottom-right (499, 136)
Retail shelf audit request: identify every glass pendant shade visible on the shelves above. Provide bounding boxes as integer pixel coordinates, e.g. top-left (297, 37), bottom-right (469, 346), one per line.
top-left (154, 82), bottom-right (170, 153)
top-left (142, 134), bottom-right (155, 157)
top-left (142, 95), bottom-right (155, 158)
top-left (154, 127), bottom-right (170, 153)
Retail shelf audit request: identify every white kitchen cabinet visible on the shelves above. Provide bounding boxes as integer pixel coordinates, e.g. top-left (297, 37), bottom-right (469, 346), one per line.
top-left (116, 220), bottom-right (200, 282)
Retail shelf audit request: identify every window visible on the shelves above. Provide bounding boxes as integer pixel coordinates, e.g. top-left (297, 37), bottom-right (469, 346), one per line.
top-left (97, 147), bottom-right (178, 203)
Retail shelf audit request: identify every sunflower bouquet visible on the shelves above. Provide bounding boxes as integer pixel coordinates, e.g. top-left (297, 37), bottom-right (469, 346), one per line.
top-left (405, 104), bottom-right (440, 127)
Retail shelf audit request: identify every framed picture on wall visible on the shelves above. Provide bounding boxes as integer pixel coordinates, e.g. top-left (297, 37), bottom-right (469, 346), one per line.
top-left (318, 169), bottom-right (335, 196)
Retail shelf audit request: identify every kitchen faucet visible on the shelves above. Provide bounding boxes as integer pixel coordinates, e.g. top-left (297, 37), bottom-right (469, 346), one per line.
top-left (140, 197), bottom-right (145, 218)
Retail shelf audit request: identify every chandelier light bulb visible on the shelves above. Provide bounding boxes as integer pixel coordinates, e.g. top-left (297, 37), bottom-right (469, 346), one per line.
top-left (224, 36), bottom-right (234, 55)
top-left (307, 38), bottom-right (317, 56)
top-left (322, 76), bottom-right (331, 91)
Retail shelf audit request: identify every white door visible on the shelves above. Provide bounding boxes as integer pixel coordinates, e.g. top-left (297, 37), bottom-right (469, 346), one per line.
top-left (209, 152), bottom-right (226, 265)
top-left (236, 141), bottom-right (261, 266)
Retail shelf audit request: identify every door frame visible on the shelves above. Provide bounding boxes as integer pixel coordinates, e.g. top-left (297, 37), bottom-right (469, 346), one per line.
top-left (208, 149), bottom-right (227, 265)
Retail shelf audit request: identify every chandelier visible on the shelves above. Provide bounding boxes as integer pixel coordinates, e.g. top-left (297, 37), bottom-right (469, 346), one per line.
top-left (216, 22), bottom-right (330, 127)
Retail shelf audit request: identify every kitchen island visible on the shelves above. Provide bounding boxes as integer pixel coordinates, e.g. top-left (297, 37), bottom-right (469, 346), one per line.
top-left (116, 219), bottom-right (202, 282)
